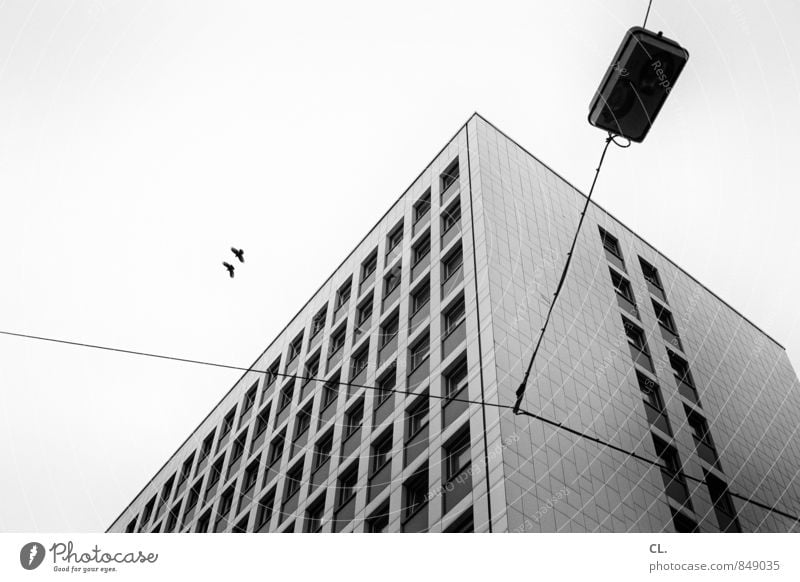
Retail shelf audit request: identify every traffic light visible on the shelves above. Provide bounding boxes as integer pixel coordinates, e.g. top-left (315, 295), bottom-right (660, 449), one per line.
top-left (589, 27), bottom-right (689, 142)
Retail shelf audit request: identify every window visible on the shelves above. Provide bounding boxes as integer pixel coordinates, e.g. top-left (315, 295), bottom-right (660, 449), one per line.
top-left (412, 231), bottom-right (431, 265)
top-left (379, 314), bottom-right (399, 348)
top-left (230, 432), bottom-right (246, 465)
top-left (216, 486), bottom-right (235, 526)
top-left (444, 430), bottom-right (471, 481)
top-left (403, 467), bottom-right (429, 518)
top-left (255, 491), bottom-right (275, 530)
top-left (157, 474), bottom-right (175, 516)
top-left (413, 190), bottom-right (431, 223)
top-left (668, 351), bottom-right (695, 387)
top-left (443, 296), bottom-right (466, 336)
top-left (198, 431), bottom-right (214, 467)
top-left (442, 246), bottom-right (463, 280)
top-left (177, 453), bottom-right (195, 492)
top-left (637, 371), bottom-right (664, 411)
top-left (367, 504), bottom-right (390, 533)
top-left (444, 509), bottom-right (475, 532)
top-left (361, 251), bottom-right (378, 283)
top-left (185, 480), bottom-right (201, 512)
top-left (196, 510), bottom-right (212, 533)
top-left (322, 375), bottom-right (339, 409)
top-left (219, 407), bottom-right (236, 443)
top-left (370, 430), bottom-right (392, 475)
top-left (639, 257), bottom-right (664, 289)
top-left (125, 518), bottom-right (137, 533)
top-left (337, 463), bottom-right (359, 507)
top-left (386, 222), bottom-right (404, 256)
top-left (253, 405), bottom-right (271, 440)
top-left (311, 305), bottom-right (327, 337)
top-left (140, 496), bottom-right (156, 528)
top-left (208, 457), bottom-right (224, 488)
top-left (686, 408), bottom-right (712, 446)
top-left (623, 318), bottom-right (649, 353)
top-left (599, 226), bottom-right (622, 258)
top-left (356, 296), bottom-right (373, 328)
top-left (294, 405), bottom-right (312, 438)
top-left (232, 516), bottom-right (248, 533)
top-left (705, 473), bottom-right (740, 530)
top-left (240, 461), bottom-right (259, 506)
top-left (406, 394), bottom-right (429, 436)
top-left (287, 333), bottom-right (303, 363)
top-left (304, 496), bottom-right (326, 532)
top-left (653, 301), bottom-right (678, 333)
top-left (335, 279), bottom-right (352, 310)
top-left (241, 382), bottom-right (258, 416)
top-left (376, 369), bottom-right (396, 405)
top-left (344, 400), bottom-right (364, 438)
top-left (350, 345), bottom-right (369, 379)
top-left (278, 381), bottom-right (294, 411)
top-left (303, 353), bottom-right (320, 384)
top-left (263, 359), bottom-right (281, 404)
top-left (670, 508), bottom-right (698, 533)
top-left (442, 201), bottom-right (461, 233)
top-left (313, 432), bottom-right (333, 470)
top-left (411, 278), bottom-right (430, 314)
top-left (383, 265), bottom-right (402, 298)
top-left (653, 437), bottom-right (691, 509)
top-left (268, 432), bottom-right (285, 466)
top-left (285, 463), bottom-right (303, 499)
top-left (610, 269), bottom-right (635, 303)
top-left (409, 333), bottom-right (430, 370)
top-left (444, 358), bottom-right (468, 400)
top-left (440, 159), bottom-right (459, 192)
top-left (329, 325), bottom-right (346, 357)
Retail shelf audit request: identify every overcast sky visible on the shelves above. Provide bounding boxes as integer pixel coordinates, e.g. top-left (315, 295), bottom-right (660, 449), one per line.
top-left (1, 0), bottom-right (798, 532)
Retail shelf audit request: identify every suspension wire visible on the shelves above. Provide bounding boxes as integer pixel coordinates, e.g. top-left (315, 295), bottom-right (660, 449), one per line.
top-left (512, 132), bottom-right (627, 415)
top-left (1, 327), bottom-right (797, 524)
top-left (643, 0), bottom-right (654, 28)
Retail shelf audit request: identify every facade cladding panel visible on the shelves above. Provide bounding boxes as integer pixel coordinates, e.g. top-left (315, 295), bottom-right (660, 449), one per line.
top-left (108, 114), bottom-right (800, 534)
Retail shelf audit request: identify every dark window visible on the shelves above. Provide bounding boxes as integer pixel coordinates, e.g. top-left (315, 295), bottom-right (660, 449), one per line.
top-left (208, 457), bottom-right (224, 488)
top-left (361, 252), bottom-right (378, 282)
top-left (242, 460), bottom-right (259, 493)
top-left (285, 463), bottom-right (303, 498)
top-left (610, 269), bottom-right (636, 303)
top-left (337, 464), bottom-right (359, 507)
top-left (442, 201), bottom-right (461, 233)
top-left (350, 344), bottom-right (369, 379)
top-left (156, 475), bottom-right (175, 517)
top-left (304, 496), bottom-right (326, 532)
top-left (411, 278), bottom-right (430, 314)
top-left (219, 407), bottom-right (236, 442)
top-left (444, 358), bottom-right (468, 400)
top-left (288, 333), bottom-right (303, 363)
top-left (335, 279), bottom-right (352, 310)
top-left (444, 429), bottom-right (471, 481)
top-left (356, 296), bottom-right (373, 328)
top-left (409, 332), bottom-right (430, 370)
top-left (668, 351), bottom-right (695, 387)
top-left (386, 223), bottom-right (404, 256)
top-left (322, 374), bottom-right (339, 409)
top-left (329, 325), bottom-right (346, 357)
top-left (705, 473), bottom-right (740, 531)
top-left (268, 432), bottom-right (285, 466)
top-left (379, 314), bottom-right (399, 348)
top-left (242, 383), bottom-right (258, 416)
top-left (232, 516), bottom-right (248, 533)
top-left (637, 371), bottom-right (665, 411)
top-left (253, 405), bottom-right (271, 440)
top-left (196, 510), bottom-right (212, 533)
top-left (599, 226), bottom-right (622, 258)
top-left (653, 301), bottom-right (678, 334)
top-left (412, 232), bottom-right (431, 265)
top-left (265, 359), bottom-right (280, 390)
top-left (216, 486), bottom-right (235, 526)
top-left (125, 518), bottom-right (137, 533)
top-left (623, 318), bottom-right (649, 353)
top-left (344, 400), bottom-right (364, 438)
top-left (367, 504), bottom-right (391, 533)
top-left (670, 508), bottom-right (698, 533)
top-left (229, 432), bottom-right (246, 464)
top-left (686, 408), bottom-right (713, 446)
top-left (303, 354), bottom-right (320, 384)
top-left (440, 160), bottom-right (459, 191)
top-left (185, 480), bottom-right (202, 512)
top-left (403, 467), bottom-right (429, 518)
top-left (443, 296), bottom-right (466, 335)
top-left (140, 496), bottom-right (156, 528)
top-left (255, 491), bottom-right (275, 530)
top-left (654, 437), bottom-right (682, 476)
top-left (444, 509), bottom-right (474, 532)
top-left (442, 246), bottom-right (463, 280)
top-left (198, 431), bottom-right (215, 466)
top-left (383, 265), bottom-right (402, 298)
top-left (294, 405), bottom-right (312, 438)
top-left (313, 432), bottom-right (333, 470)
top-left (177, 453), bottom-right (195, 491)
top-left (413, 190), bottom-right (431, 223)
top-left (639, 257), bottom-right (663, 289)
top-left (311, 305), bottom-right (327, 337)
top-left (407, 394), bottom-right (429, 436)
top-left (278, 381), bottom-right (294, 411)
top-left (370, 430), bottom-right (392, 475)
top-left (376, 368), bottom-right (396, 404)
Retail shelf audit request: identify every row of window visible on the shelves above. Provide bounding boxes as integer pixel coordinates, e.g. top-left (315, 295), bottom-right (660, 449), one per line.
top-left (600, 227), bottom-right (741, 533)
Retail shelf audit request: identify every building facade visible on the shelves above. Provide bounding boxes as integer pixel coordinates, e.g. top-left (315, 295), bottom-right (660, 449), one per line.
top-left (108, 114), bottom-right (800, 533)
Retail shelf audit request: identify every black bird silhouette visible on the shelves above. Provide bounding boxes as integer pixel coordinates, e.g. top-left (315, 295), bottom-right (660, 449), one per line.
top-left (231, 247), bottom-right (245, 263)
top-left (222, 262), bottom-right (235, 278)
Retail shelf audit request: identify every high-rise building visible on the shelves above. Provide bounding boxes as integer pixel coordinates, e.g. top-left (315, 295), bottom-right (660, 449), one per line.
top-left (108, 114), bottom-right (800, 533)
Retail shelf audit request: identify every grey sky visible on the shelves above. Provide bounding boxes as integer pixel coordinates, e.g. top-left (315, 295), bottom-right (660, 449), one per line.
top-left (0, 0), bottom-right (798, 532)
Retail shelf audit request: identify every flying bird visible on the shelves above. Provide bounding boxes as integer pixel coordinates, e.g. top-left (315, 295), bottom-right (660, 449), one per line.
top-left (222, 262), bottom-right (235, 278)
top-left (231, 247), bottom-right (245, 263)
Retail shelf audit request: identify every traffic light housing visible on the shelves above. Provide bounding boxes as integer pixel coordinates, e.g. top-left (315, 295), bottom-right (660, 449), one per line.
top-left (589, 27), bottom-right (689, 142)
